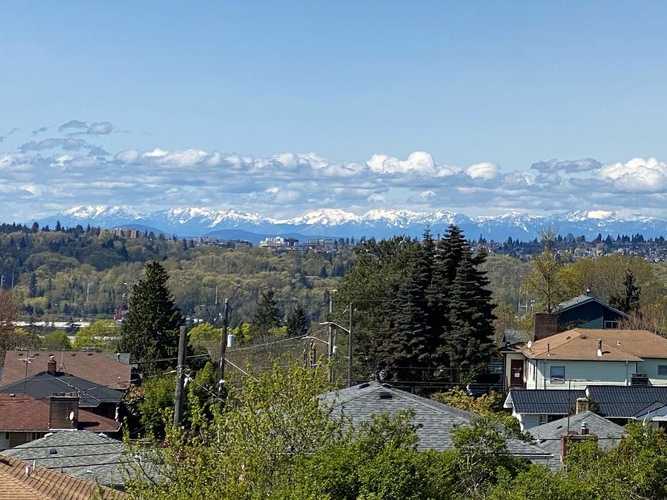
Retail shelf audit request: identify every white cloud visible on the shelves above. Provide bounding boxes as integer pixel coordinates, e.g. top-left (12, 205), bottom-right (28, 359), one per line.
top-left (4, 121), bottom-right (667, 218)
top-left (598, 158), bottom-right (667, 192)
top-left (466, 162), bottom-right (498, 181)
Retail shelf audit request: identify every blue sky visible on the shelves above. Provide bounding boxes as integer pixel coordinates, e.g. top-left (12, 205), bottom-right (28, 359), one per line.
top-left (2, 2), bottom-right (667, 219)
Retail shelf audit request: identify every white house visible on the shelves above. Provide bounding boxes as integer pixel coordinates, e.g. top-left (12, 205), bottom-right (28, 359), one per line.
top-left (503, 328), bottom-right (667, 391)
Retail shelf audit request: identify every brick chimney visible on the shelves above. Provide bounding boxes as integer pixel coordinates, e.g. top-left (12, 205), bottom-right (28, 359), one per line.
top-left (533, 313), bottom-right (558, 340)
top-left (575, 397), bottom-right (590, 414)
top-left (47, 355), bottom-right (57, 375)
top-left (48, 394), bottom-right (79, 430)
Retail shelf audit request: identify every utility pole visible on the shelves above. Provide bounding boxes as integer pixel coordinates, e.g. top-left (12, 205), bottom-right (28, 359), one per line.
top-left (217, 299), bottom-right (230, 394)
top-left (327, 293), bottom-right (334, 383)
top-left (173, 325), bottom-right (187, 426)
top-left (347, 303), bottom-right (353, 388)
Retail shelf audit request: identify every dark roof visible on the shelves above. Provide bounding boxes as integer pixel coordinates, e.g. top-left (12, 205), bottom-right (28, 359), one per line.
top-left (556, 294), bottom-right (628, 318)
top-left (0, 454), bottom-right (125, 499)
top-left (0, 373), bottom-right (123, 408)
top-left (321, 382), bottom-right (551, 460)
top-left (586, 385), bottom-right (667, 418)
top-left (1, 351), bottom-right (132, 390)
top-left (0, 394), bottom-right (120, 433)
top-left (2, 431), bottom-right (135, 488)
top-left (505, 389), bottom-right (585, 415)
top-left (528, 411), bottom-right (625, 459)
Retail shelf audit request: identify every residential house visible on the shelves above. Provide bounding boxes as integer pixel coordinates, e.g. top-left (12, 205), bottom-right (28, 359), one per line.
top-left (0, 453), bottom-right (124, 499)
top-left (503, 328), bottom-right (667, 391)
top-left (0, 393), bottom-right (120, 450)
top-left (0, 350), bottom-right (133, 390)
top-left (2, 430), bottom-right (151, 490)
top-left (528, 410), bottom-right (625, 467)
top-left (320, 382), bottom-right (552, 465)
top-left (505, 385), bottom-right (667, 430)
top-left (540, 294), bottom-right (628, 334)
top-left (0, 368), bottom-right (124, 419)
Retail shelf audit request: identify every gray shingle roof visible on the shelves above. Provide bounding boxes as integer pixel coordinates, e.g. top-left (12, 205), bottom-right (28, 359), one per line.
top-left (1, 431), bottom-right (132, 488)
top-left (586, 385), bottom-right (667, 418)
top-left (528, 410), bottom-right (625, 461)
top-left (556, 294), bottom-right (627, 317)
top-left (505, 389), bottom-right (585, 415)
top-left (321, 382), bottom-right (551, 461)
top-left (0, 373), bottom-right (123, 408)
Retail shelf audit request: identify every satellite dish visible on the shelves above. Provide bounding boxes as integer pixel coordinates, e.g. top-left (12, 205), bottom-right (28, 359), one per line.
top-left (68, 411), bottom-right (75, 422)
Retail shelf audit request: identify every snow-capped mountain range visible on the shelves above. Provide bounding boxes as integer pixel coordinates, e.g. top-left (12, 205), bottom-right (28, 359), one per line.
top-left (35, 206), bottom-right (667, 243)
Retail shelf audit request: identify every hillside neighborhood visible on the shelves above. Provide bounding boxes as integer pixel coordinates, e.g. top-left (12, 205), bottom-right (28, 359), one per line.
top-left (0, 222), bottom-right (667, 498)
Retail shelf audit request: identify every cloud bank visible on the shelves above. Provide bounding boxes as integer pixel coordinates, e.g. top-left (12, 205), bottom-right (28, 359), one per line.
top-left (1, 119), bottom-right (666, 219)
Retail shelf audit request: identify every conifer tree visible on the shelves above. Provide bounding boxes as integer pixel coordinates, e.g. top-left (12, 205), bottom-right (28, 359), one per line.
top-left (429, 225), bottom-right (470, 373)
top-left (252, 289), bottom-right (282, 336)
top-left (387, 243), bottom-right (434, 380)
top-left (444, 250), bottom-right (496, 383)
top-left (286, 304), bottom-right (309, 337)
top-left (610, 269), bottom-right (641, 314)
top-left (119, 261), bottom-right (183, 370)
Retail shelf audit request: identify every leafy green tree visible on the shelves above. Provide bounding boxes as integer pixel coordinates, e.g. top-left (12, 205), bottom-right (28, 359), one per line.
top-left (0, 290), bottom-right (18, 352)
top-left (524, 247), bottom-right (564, 313)
top-left (73, 319), bottom-right (119, 350)
top-left (137, 373), bottom-right (175, 439)
top-left (42, 330), bottom-right (71, 350)
top-left (285, 304), bottom-right (309, 337)
top-left (119, 261), bottom-right (183, 370)
top-left (187, 322), bottom-right (220, 346)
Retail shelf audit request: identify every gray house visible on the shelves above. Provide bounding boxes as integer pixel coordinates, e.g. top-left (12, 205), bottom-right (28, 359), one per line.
top-left (528, 410), bottom-right (625, 468)
top-left (320, 382), bottom-right (552, 464)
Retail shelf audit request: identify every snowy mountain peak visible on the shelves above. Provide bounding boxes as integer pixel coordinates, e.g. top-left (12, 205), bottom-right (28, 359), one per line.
top-left (63, 205), bottom-right (141, 220)
top-left (288, 209), bottom-right (361, 225)
top-left (40, 206), bottom-right (667, 242)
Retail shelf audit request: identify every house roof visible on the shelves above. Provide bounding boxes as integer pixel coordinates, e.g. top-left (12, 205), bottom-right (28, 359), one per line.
top-left (528, 411), bottom-right (625, 458)
top-left (504, 389), bottom-right (585, 415)
top-left (0, 351), bottom-right (131, 390)
top-left (2, 431), bottom-right (137, 488)
top-left (556, 295), bottom-right (628, 318)
top-left (519, 328), bottom-right (667, 361)
top-left (321, 382), bottom-right (551, 460)
top-left (0, 454), bottom-right (124, 499)
top-left (585, 385), bottom-right (667, 418)
top-left (0, 394), bottom-right (120, 433)
top-left (0, 373), bottom-right (123, 408)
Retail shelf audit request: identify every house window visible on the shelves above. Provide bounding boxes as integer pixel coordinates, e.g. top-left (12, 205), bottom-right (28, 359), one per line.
top-left (538, 415), bottom-right (548, 425)
top-left (658, 365), bottom-right (667, 376)
top-left (550, 366), bottom-right (565, 383)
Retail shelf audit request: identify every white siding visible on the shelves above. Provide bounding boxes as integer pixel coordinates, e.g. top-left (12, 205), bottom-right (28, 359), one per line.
top-left (526, 359), bottom-right (635, 390)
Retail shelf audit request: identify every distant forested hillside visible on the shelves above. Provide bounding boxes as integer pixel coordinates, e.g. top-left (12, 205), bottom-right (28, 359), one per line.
top-left (0, 223), bottom-right (353, 324)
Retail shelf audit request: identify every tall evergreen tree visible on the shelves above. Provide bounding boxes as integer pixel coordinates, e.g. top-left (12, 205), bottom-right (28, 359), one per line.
top-left (428, 225), bottom-right (470, 373)
top-left (386, 243), bottom-right (434, 380)
top-left (444, 249), bottom-right (496, 383)
top-left (119, 261), bottom-right (183, 371)
top-left (252, 289), bottom-right (282, 336)
top-left (286, 304), bottom-right (309, 337)
top-left (610, 269), bottom-right (641, 314)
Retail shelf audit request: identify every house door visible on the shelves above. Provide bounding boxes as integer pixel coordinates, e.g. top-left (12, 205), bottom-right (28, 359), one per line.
top-left (510, 359), bottom-right (525, 387)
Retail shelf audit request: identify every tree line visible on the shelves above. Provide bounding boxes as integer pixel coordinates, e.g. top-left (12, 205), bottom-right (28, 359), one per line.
top-left (336, 226), bottom-right (496, 384)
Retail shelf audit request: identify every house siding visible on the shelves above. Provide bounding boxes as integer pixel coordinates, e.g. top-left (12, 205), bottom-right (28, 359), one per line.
top-left (526, 359), bottom-right (637, 390)
top-left (557, 301), bottom-right (625, 331)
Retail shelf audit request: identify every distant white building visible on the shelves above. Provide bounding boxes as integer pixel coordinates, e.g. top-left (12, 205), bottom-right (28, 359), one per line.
top-left (258, 236), bottom-right (299, 249)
